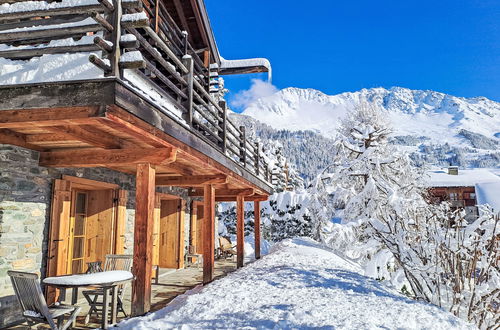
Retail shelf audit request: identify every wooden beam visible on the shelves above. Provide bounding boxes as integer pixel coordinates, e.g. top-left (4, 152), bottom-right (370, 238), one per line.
top-left (236, 195), bottom-right (245, 268)
top-left (254, 201), bottom-right (261, 260)
top-left (61, 175), bottom-right (120, 190)
top-left (156, 174), bottom-right (226, 186)
top-left (26, 133), bottom-right (79, 144)
top-left (0, 128), bottom-right (46, 151)
top-left (215, 195), bottom-right (269, 202)
top-left (159, 161), bottom-right (195, 176)
top-left (172, 0), bottom-right (190, 35)
top-left (203, 184), bottom-right (215, 284)
top-left (0, 106), bottom-right (103, 129)
top-left (131, 163), bottom-right (155, 316)
top-left (39, 148), bottom-right (177, 167)
top-left (100, 111), bottom-right (170, 148)
top-left (189, 188), bottom-right (254, 197)
top-left (44, 125), bottom-right (123, 149)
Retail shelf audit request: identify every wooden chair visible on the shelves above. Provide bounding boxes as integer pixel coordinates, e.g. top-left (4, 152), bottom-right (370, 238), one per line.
top-left (185, 245), bottom-right (203, 268)
top-left (218, 237), bottom-right (237, 259)
top-left (8, 271), bottom-right (81, 330)
top-left (82, 254), bottom-right (132, 324)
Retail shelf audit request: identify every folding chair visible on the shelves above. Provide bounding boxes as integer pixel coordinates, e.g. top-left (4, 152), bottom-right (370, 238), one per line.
top-left (8, 271), bottom-right (81, 330)
top-left (82, 254), bottom-right (132, 324)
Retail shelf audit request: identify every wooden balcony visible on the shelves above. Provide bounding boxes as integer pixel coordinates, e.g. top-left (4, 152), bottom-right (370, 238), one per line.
top-left (0, 0), bottom-right (282, 192)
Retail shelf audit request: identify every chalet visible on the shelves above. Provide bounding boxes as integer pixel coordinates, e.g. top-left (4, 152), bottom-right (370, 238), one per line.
top-left (0, 0), bottom-right (281, 326)
top-left (427, 167), bottom-right (500, 220)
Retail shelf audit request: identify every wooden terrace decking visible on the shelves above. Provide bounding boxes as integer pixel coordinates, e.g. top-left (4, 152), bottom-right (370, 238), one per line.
top-left (7, 259), bottom-right (237, 329)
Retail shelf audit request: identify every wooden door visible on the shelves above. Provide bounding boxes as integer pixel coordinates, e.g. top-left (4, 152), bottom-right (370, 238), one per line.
top-left (195, 203), bottom-right (204, 254)
top-left (85, 189), bottom-right (115, 267)
top-left (158, 199), bottom-right (181, 269)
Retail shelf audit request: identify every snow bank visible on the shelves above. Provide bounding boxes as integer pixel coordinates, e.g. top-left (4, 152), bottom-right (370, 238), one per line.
top-left (117, 238), bottom-right (472, 330)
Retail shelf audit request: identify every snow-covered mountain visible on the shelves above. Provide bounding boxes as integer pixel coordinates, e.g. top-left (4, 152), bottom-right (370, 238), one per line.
top-left (235, 87), bottom-right (499, 181)
top-left (243, 87), bottom-right (500, 144)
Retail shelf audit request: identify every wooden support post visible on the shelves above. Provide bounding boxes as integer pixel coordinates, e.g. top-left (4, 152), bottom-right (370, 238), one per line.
top-left (236, 195), bottom-right (245, 268)
top-left (131, 163), bottom-right (155, 316)
top-left (182, 55), bottom-right (194, 126)
top-left (254, 201), bottom-right (261, 260)
top-left (239, 126), bottom-right (246, 167)
top-left (254, 142), bottom-right (260, 176)
top-left (203, 184), bottom-right (215, 284)
top-left (219, 100), bottom-right (227, 153)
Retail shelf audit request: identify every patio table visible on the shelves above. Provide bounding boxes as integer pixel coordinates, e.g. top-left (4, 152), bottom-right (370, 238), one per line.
top-left (43, 270), bottom-right (133, 329)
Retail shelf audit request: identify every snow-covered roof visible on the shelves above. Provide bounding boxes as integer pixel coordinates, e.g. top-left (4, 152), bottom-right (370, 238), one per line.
top-left (220, 57), bottom-right (271, 71)
top-left (427, 168), bottom-right (500, 187)
top-left (427, 168), bottom-right (500, 211)
top-left (219, 57), bottom-right (272, 81)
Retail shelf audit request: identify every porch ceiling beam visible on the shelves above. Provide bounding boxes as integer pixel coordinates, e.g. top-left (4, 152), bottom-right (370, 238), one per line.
top-left (98, 112), bottom-right (171, 148)
top-left (156, 174), bottom-right (227, 186)
top-left (159, 162), bottom-right (195, 176)
top-left (26, 133), bottom-right (79, 144)
top-left (0, 128), bottom-right (46, 152)
top-left (44, 125), bottom-right (124, 149)
top-left (39, 148), bottom-right (177, 167)
top-left (188, 188), bottom-right (254, 197)
top-left (0, 106), bottom-right (103, 129)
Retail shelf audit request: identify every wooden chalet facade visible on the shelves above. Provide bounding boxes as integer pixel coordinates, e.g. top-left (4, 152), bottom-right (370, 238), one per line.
top-left (427, 167), bottom-right (500, 221)
top-left (0, 0), bottom-right (277, 325)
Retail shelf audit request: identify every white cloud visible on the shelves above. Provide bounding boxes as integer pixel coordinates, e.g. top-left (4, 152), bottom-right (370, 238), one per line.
top-left (230, 79), bottom-right (278, 110)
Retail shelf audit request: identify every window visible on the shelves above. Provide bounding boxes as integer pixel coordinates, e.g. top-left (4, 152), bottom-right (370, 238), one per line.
top-left (449, 192), bottom-right (458, 201)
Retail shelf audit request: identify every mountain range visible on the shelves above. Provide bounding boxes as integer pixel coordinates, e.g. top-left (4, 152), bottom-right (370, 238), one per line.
top-left (232, 87), bottom-right (500, 182)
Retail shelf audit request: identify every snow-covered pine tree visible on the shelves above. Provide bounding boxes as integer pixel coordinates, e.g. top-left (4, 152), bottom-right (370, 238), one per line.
top-left (312, 102), bottom-right (425, 256)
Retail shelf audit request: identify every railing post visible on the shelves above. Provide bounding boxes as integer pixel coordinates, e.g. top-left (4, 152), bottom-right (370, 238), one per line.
top-left (239, 126), bottom-right (246, 167)
top-left (219, 100), bottom-right (227, 153)
top-left (254, 142), bottom-right (260, 176)
top-left (108, 0), bottom-right (122, 78)
top-left (182, 54), bottom-right (194, 127)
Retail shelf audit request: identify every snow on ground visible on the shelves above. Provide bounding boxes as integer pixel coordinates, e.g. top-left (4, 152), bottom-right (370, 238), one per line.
top-left (117, 238), bottom-right (473, 329)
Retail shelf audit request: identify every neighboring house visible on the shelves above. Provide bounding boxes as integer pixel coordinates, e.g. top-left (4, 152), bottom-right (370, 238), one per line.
top-left (0, 0), bottom-right (280, 326)
top-left (427, 167), bottom-right (500, 220)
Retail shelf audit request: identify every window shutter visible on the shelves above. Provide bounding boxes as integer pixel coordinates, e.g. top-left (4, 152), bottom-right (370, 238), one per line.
top-left (46, 179), bottom-right (72, 303)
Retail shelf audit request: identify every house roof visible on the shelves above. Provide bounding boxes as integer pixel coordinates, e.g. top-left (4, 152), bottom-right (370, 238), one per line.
top-left (427, 168), bottom-right (500, 188)
top-left (427, 168), bottom-right (500, 212)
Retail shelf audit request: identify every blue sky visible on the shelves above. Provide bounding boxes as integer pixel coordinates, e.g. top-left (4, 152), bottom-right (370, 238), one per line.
top-left (205, 0), bottom-right (500, 111)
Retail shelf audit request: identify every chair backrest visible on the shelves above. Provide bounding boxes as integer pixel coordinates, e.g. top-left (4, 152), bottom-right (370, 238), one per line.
top-left (8, 271), bottom-right (50, 320)
top-left (187, 245), bottom-right (196, 254)
top-left (219, 237), bottom-right (233, 250)
top-left (86, 261), bottom-right (103, 274)
top-left (104, 254), bottom-right (133, 271)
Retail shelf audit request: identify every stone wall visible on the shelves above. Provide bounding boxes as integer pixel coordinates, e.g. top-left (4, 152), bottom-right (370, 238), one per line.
top-left (0, 145), bottom-right (192, 327)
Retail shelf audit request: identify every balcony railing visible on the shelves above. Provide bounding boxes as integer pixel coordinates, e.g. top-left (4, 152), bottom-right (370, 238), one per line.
top-left (0, 0), bottom-right (285, 188)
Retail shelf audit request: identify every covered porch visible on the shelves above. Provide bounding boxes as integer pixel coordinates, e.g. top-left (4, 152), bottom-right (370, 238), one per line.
top-left (0, 78), bottom-right (270, 322)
